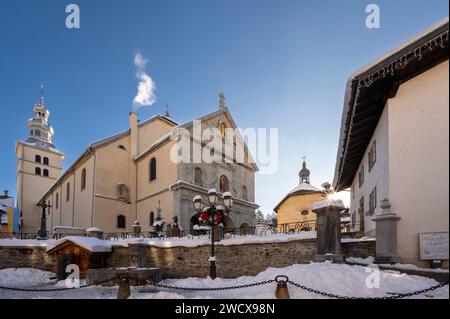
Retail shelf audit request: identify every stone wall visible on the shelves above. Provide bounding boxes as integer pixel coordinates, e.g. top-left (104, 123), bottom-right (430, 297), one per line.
top-left (0, 239), bottom-right (375, 279)
top-left (107, 239), bottom-right (374, 279)
top-left (0, 246), bottom-right (55, 271)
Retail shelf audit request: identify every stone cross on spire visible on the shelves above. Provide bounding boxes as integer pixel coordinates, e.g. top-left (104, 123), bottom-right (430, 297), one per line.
top-left (218, 92), bottom-right (226, 109)
top-left (164, 104), bottom-right (171, 117)
top-left (39, 84), bottom-right (45, 106)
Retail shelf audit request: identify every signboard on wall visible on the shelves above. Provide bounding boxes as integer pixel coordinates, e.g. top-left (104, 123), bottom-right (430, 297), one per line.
top-left (419, 232), bottom-right (449, 260)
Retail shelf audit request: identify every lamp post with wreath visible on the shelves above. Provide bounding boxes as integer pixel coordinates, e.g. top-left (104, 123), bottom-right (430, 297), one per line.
top-left (193, 189), bottom-right (233, 280)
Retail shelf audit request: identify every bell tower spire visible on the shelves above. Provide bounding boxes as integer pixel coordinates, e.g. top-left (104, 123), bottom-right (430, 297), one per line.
top-left (299, 156), bottom-right (311, 184)
top-left (26, 85), bottom-right (55, 147)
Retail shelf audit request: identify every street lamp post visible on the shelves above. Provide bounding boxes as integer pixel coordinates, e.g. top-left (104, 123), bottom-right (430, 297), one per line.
top-left (37, 201), bottom-right (52, 239)
top-left (193, 189), bottom-right (233, 280)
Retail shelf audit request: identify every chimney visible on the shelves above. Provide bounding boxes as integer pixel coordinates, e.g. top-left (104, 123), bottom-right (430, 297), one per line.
top-left (129, 112), bottom-right (138, 157)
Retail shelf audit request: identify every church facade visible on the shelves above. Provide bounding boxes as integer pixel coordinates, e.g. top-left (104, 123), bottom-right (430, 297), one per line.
top-left (17, 94), bottom-right (258, 234)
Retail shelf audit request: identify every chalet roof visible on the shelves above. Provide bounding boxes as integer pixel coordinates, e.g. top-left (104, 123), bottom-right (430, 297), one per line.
top-left (46, 236), bottom-right (111, 254)
top-left (333, 18), bottom-right (449, 191)
top-left (273, 182), bottom-right (323, 212)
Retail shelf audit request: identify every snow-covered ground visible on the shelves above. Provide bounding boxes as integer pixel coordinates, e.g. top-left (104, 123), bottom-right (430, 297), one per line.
top-left (0, 263), bottom-right (447, 299)
top-left (347, 256), bottom-right (449, 274)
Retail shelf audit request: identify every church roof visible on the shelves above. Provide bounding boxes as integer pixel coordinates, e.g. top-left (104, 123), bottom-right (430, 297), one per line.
top-left (17, 139), bottom-right (63, 155)
top-left (333, 18), bottom-right (449, 191)
top-left (38, 102), bottom-right (258, 203)
top-left (273, 182), bottom-right (323, 213)
top-left (288, 182), bottom-right (321, 195)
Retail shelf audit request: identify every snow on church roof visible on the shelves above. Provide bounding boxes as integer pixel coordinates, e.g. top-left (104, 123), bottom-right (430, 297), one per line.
top-left (287, 182), bottom-right (321, 195)
top-left (273, 182), bottom-right (323, 212)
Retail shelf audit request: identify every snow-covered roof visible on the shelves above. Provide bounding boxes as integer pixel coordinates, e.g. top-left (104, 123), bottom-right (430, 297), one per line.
top-left (274, 182), bottom-right (323, 212)
top-left (288, 182), bottom-right (321, 195)
top-left (333, 18), bottom-right (449, 191)
top-left (17, 140), bottom-right (63, 155)
top-left (312, 198), bottom-right (346, 211)
top-left (46, 236), bottom-right (112, 253)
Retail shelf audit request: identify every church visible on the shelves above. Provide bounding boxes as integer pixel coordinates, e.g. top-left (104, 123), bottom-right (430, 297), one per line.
top-left (273, 160), bottom-right (325, 232)
top-left (16, 92), bottom-right (258, 235)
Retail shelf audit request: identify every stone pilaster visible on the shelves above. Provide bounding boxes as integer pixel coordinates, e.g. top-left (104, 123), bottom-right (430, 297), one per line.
top-left (372, 198), bottom-right (401, 264)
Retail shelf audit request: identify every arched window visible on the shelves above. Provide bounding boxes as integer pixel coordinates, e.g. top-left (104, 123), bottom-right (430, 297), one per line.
top-left (43, 157), bottom-right (49, 165)
top-left (43, 169), bottom-right (49, 177)
top-left (35, 167), bottom-right (41, 175)
top-left (149, 158), bottom-right (157, 181)
top-left (35, 155), bottom-right (41, 163)
top-left (117, 215), bottom-right (126, 229)
top-left (150, 211), bottom-right (155, 226)
top-left (219, 175), bottom-right (229, 192)
top-left (194, 167), bottom-right (203, 186)
top-left (66, 183), bottom-right (70, 202)
top-left (55, 193), bottom-right (59, 209)
top-left (81, 168), bottom-right (86, 191)
top-left (242, 186), bottom-right (248, 201)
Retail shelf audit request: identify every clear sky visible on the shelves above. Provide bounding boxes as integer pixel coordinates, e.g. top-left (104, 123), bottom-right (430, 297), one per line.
top-left (0, 0), bottom-right (448, 215)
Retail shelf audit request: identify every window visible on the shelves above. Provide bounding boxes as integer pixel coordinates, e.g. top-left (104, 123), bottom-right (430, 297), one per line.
top-left (359, 196), bottom-right (365, 216)
top-left (118, 145), bottom-right (126, 151)
top-left (47, 201), bottom-right (51, 214)
top-left (35, 167), bottom-right (41, 175)
top-left (43, 157), bottom-right (49, 165)
top-left (66, 183), bottom-right (70, 202)
top-left (35, 155), bottom-right (41, 163)
top-left (219, 175), bottom-right (229, 192)
top-left (368, 141), bottom-right (377, 172)
top-left (150, 211), bottom-right (155, 226)
top-left (194, 167), bottom-right (203, 186)
top-left (35, 129), bottom-right (41, 137)
top-left (116, 183), bottom-right (129, 201)
top-left (369, 187), bottom-right (377, 216)
top-left (301, 210), bottom-right (309, 216)
top-left (117, 215), bottom-right (126, 229)
top-left (81, 168), bottom-right (86, 191)
top-left (30, 130), bottom-right (33, 136)
top-left (55, 193), bottom-right (59, 209)
top-left (358, 165), bottom-right (365, 188)
top-left (351, 184), bottom-right (355, 199)
top-left (149, 158), bottom-right (157, 181)
top-left (43, 169), bottom-right (49, 177)
top-left (242, 186), bottom-right (248, 201)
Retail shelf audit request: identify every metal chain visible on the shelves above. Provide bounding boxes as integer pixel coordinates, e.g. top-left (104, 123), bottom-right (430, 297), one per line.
top-left (287, 280), bottom-right (449, 299)
top-left (0, 274), bottom-right (447, 299)
top-left (0, 277), bottom-right (117, 292)
top-left (147, 279), bottom-right (276, 291)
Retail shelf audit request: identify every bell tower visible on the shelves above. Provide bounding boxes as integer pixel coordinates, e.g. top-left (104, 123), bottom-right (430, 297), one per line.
top-left (16, 86), bottom-right (64, 233)
top-left (299, 158), bottom-right (311, 184)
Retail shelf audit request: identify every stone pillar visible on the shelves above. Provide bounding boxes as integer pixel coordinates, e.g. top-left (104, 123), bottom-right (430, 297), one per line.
top-left (372, 199), bottom-right (401, 264)
top-left (128, 241), bottom-right (150, 268)
top-left (312, 198), bottom-right (345, 263)
top-left (86, 227), bottom-right (103, 239)
top-left (132, 221), bottom-right (141, 237)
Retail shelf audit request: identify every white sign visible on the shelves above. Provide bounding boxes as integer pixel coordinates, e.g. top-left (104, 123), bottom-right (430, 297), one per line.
top-left (419, 232), bottom-right (449, 260)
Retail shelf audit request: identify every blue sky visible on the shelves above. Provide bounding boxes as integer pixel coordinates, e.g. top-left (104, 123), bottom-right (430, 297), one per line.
top-left (0, 0), bottom-right (448, 215)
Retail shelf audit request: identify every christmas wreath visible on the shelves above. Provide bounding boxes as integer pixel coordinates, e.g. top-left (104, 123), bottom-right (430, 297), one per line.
top-left (198, 206), bottom-right (225, 227)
